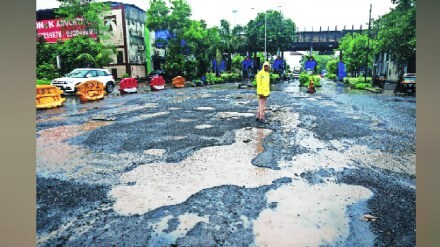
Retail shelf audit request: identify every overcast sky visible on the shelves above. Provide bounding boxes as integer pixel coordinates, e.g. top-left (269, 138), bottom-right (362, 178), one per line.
top-left (36, 0), bottom-right (396, 31)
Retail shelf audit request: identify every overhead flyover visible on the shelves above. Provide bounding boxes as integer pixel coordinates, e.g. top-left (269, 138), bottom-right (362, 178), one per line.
top-left (291, 25), bottom-right (376, 52)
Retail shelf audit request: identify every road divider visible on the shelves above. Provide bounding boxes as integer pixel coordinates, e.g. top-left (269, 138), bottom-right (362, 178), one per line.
top-left (75, 80), bottom-right (106, 102)
top-left (119, 78), bottom-right (138, 94)
top-left (172, 76), bottom-right (186, 88)
top-left (36, 85), bottom-right (66, 109)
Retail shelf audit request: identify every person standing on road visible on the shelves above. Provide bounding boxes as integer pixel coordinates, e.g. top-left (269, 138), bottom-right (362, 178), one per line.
top-left (256, 61), bottom-right (271, 123)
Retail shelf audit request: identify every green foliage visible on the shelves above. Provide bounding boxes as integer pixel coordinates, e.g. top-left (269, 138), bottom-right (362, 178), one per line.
top-left (206, 72), bottom-right (225, 84)
top-left (36, 63), bottom-right (59, 80)
top-left (353, 83), bottom-right (373, 90)
top-left (55, 0), bottom-right (112, 41)
top-left (344, 77), bottom-right (373, 89)
top-left (246, 10), bottom-right (296, 55)
top-left (313, 55), bottom-right (334, 73)
top-left (36, 79), bottom-right (52, 85)
top-left (326, 60), bottom-right (338, 75)
top-left (147, 0), bottom-right (208, 78)
top-left (56, 36), bottom-right (115, 75)
top-left (373, 0), bottom-right (415, 72)
top-left (299, 74), bottom-right (321, 87)
top-left (299, 73), bottom-right (309, 85)
top-left (270, 73), bottom-right (280, 81)
top-left (231, 54), bottom-right (245, 73)
top-left (122, 73), bottom-right (130, 78)
top-left (339, 33), bottom-right (376, 75)
top-left (327, 74), bottom-right (337, 80)
top-left (229, 72), bottom-right (241, 81)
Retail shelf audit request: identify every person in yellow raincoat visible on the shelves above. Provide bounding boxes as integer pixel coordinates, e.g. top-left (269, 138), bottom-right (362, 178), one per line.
top-left (256, 61), bottom-right (271, 123)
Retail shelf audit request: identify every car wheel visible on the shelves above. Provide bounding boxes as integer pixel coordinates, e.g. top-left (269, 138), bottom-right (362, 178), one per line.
top-left (106, 82), bottom-right (114, 93)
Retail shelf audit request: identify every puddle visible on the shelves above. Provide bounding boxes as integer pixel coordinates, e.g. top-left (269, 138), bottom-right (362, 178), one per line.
top-left (109, 128), bottom-right (275, 216)
top-left (269, 108), bottom-right (300, 132)
top-left (36, 121), bottom-right (113, 173)
top-left (215, 112), bottom-right (254, 119)
top-left (177, 119), bottom-right (194, 123)
top-left (168, 107), bottom-right (182, 111)
top-left (169, 136), bottom-right (186, 141)
top-left (344, 145), bottom-right (416, 176)
top-left (122, 112), bottom-right (170, 123)
top-left (194, 124), bottom-right (213, 129)
top-left (253, 181), bottom-right (373, 247)
top-left (195, 107), bottom-right (216, 111)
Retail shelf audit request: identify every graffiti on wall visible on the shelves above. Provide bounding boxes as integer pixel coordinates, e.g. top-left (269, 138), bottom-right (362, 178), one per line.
top-left (125, 6), bottom-right (145, 64)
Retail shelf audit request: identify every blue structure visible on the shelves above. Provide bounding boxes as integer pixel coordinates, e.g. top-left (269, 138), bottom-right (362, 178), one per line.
top-left (272, 58), bottom-right (284, 71)
top-left (211, 59), bottom-right (227, 75)
top-left (304, 59), bottom-right (317, 71)
top-left (337, 61), bottom-right (346, 81)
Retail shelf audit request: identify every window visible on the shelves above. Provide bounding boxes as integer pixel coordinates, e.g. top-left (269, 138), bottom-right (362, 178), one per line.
top-left (97, 70), bottom-right (106, 76)
top-left (87, 70), bottom-right (98, 77)
top-left (117, 51), bottom-right (123, 64)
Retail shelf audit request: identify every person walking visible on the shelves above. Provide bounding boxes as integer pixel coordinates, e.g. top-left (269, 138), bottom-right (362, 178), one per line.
top-left (256, 61), bottom-right (271, 123)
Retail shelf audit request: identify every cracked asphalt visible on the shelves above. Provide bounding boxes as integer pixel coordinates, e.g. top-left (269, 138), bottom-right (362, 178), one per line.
top-left (36, 79), bottom-right (416, 246)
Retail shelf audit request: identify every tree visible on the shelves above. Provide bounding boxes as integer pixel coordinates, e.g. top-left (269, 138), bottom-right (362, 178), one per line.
top-left (36, 1), bottom-right (115, 79)
top-left (313, 54), bottom-right (335, 73)
top-left (245, 10), bottom-right (296, 59)
top-left (55, 0), bottom-right (112, 40)
top-left (373, 0), bottom-right (416, 73)
top-left (56, 35), bottom-right (115, 75)
top-left (326, 59), bottom-right (338, 75)
top-left (339, 33), bottom-right (376, 76)
top-left (147, 0), bottom-right (196, 78)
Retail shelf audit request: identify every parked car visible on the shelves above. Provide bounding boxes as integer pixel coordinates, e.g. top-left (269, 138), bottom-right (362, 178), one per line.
top-left (51, 68), bottom-right (116, 94)
top-left (292, 66), bottom-right (301, 80)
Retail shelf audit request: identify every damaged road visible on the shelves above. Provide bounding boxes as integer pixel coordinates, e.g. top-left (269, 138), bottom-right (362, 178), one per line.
top-left (36, 79), bottom-right (416, 246)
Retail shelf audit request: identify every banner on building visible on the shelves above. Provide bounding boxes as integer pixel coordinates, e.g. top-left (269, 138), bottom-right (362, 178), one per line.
top-left (36, 18), bottom-right (97, 43)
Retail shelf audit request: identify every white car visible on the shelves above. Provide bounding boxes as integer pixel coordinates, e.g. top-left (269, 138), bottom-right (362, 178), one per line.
top-left (51, 68), bottom-right (116, 94)
top-left (292, 66), bottom-right (301, 80)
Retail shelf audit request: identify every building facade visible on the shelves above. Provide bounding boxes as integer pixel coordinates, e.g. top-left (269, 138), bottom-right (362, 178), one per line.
top-left (36, 2), bottom-right (156, 80)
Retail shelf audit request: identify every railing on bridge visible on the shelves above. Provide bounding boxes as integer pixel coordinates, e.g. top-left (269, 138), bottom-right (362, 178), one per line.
top-left (292, 25), bottom-right (376, 52)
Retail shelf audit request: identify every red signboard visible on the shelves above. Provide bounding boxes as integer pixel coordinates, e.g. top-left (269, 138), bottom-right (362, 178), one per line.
top-left (36, 17), bottom-right (97, 43)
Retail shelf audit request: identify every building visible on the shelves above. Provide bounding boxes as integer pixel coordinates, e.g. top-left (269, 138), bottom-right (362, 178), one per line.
top-left (373, 52), bottom-right (416, 82)
top-left (36, 2), bottom-right (154, 80)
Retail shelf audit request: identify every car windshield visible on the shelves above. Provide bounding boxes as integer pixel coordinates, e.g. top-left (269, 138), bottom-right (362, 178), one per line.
top-left (66, 70), bottom-right (89, 78)
top-left (404, 77), bottom-right (416, 82)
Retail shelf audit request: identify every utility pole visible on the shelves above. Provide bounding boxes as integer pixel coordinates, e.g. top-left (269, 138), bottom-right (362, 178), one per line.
top-left (365, 4), bottom-right (372, 83)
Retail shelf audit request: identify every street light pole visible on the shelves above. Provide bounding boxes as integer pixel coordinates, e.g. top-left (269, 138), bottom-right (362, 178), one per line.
top-left (265, 11), bottom-right (267, 61)
top-left (251, 6), bottom-right (281, 62)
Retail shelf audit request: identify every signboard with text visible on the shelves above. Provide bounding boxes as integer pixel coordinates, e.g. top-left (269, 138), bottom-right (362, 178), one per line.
top-left (36, 17), bottom-right (97, 43)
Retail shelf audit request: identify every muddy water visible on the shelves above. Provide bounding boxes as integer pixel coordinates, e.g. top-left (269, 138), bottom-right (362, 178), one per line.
top-left (36, 121), bottom-right (113, 174)
top-left (253, 181), bottom-right (373, 247)
top-left (109, 128), bottom-right (275, 216)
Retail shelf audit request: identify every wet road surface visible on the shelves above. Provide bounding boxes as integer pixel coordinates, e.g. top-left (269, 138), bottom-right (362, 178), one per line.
top-left (36, 79), bottom-right (416, 246)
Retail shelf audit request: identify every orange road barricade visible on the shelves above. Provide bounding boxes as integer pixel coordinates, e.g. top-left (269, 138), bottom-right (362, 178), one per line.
top-left (307, 77), bottom-right (316, 94)
top-left (75, 80), bottom-right (106, 102)
top-left (172, 76), bottom-right (186, 88)
top-left (36, 85), bottom-right (66, 109)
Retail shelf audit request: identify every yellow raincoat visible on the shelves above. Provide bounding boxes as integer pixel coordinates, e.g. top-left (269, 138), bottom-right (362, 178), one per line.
top-left (256, 61), bottom-right (271, 97)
